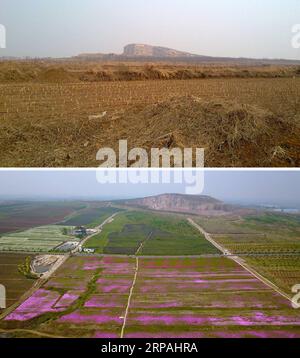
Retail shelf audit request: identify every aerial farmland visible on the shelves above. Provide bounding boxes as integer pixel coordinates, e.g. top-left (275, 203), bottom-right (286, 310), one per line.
top-left (0, 195), bottom-right (300, 338)
top-left (0, 226), bottom-right (77, 253)
top-left (0, 253), bottom-right (36, 316)
top-left (1, 256), bottom-right (300, 338)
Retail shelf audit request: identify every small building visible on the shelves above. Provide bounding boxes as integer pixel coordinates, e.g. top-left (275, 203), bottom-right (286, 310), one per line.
top-left (72, 226), bottom-right (87, 236)
top-left (83, 248), bottom-right (95, 254)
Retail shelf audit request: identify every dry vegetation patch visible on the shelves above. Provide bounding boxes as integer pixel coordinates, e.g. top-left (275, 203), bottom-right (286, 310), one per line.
top-left (124, 96), bottom-right (298, 166)
top-left (0, 95), bottom-right (299, 167)
top-left (0, 76), bottom-right (299, 167)
top-left (0, 61), bottom-right (300, 83)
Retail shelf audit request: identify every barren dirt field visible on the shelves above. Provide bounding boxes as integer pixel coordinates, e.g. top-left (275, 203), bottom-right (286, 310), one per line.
top-left (0, 75), bottom-right (300, 167)
top-left (0, 202), bottom-right (83, 235)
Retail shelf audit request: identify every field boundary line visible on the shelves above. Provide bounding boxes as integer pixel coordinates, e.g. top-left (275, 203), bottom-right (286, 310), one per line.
top-left (0, 254), bottom-right (69, 321)
top-left (0, 328), bottom-right (65, 339)
top-left (230, 255), bottom-right (292, 301)
top-left (135, 231), bottom-right (153, 256)
top-left (188, 218), bottom-right (293, 303)
top-left (120, 257), bottom-right (139, 339)
top-left (188, 218), bottom-right (230, 255)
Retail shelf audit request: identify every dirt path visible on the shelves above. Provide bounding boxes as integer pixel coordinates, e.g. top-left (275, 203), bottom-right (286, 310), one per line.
top-left (188, 218), bottom-right (293, 303)
top-left (188, 218), bottom-right (231, 255)
top-left (0, 328), bottom-right (64, 339)
top-left (75, 253), bottom-right (224, 258)
top-left (135, 232), bottom-right (153, 256)
top-left (0, 253), bottom-right (70, 321)
top-left (0, 213), bottom-right (120, 323)
top-left (120, 256), bottom-right (139, 339)
top-left (74, 213), bottom-right (119, 253)
top-left (230, 255), bottom-right (292, 301)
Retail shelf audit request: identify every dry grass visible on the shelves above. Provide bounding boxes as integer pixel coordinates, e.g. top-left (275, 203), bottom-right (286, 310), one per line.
top-left (0, 77), bottom-right (299, 167)
top-left (0, 61), bottom-right (299, 83)
top-left (127, 96), bottom-right (299, 167)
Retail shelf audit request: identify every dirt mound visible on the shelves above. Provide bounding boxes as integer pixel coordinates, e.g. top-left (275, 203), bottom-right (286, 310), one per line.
top-left (37, 67), bottom-right (75, 82)
top-left (0, 62), bottom-right (298, 84)
top-left (0, 68), bottom-right (37, 82)
top-left (0, 95), bottom-right (299, 167)
top-left (114, 96), bottom-right (300, 167)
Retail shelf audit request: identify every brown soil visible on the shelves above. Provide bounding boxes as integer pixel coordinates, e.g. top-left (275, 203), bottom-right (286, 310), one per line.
top-left (0, 205), bottom-right (78, 235)
top-left (36, 68), bottom-right (75, 83)
top-left (0, 95), bottom-right (299, 167)
top-left (102, 96), bottom-right (299, 167)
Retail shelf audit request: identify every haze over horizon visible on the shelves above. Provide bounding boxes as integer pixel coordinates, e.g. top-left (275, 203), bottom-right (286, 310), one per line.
top-left (0, 0), bottom-right (300, 60)
top-left (0, 170), bottom-right (299, 208)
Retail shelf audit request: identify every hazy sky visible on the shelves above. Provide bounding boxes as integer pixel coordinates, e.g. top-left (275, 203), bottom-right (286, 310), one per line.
top-left (0, 0), bottom-right (300, 59)
top-left (0, 170), bottom-right (299, 207)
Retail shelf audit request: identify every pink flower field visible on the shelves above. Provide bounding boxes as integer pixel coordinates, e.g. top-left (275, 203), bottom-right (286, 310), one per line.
top-left (5, 289), bottom-right (64, 321)
top-left (125, 257), bottom-right (300, 338)
top-left (4, 256), bottom-right (300, 338)
top-left (54, 291), bottom-right (83, 309)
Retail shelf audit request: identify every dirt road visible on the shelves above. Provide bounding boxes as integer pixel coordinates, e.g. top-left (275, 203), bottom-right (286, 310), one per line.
top-left (120, 256), bottom-right (139, 339)
top-left (188, 218), bottom-right (293, 302)
top-left (188, 218), bottom-right (232, 255)
top-left (0, 255), bottom-right (68, 321)
top-left (73, 212), bottom-right (119, 253)
top-left (0, 213), bottom-right (119, 322)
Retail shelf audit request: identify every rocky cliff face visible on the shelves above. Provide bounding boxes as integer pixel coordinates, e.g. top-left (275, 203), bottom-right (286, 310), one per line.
top-left (123, 44), bottom-right (197, 58)
top-left (124, 194), bottom-right (239, 216)
top-left (75, 44), bottom-right (300, 65)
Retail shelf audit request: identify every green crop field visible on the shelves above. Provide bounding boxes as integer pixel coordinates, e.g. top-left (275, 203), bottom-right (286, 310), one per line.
top-left (245, 256), bottom-right (300, 295)
top-left (196, 217), bottom-right (256, 235)
top-left (0, 225), bottom-right (77, 253)
top-left (84, 211), bottom-right (220, 255)
top-left (196, 213), bottom-right (300, 295)
top-left (60, 206), bottom-right (123, 228)
top-left (197, 213), bottom-right (300, 255)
